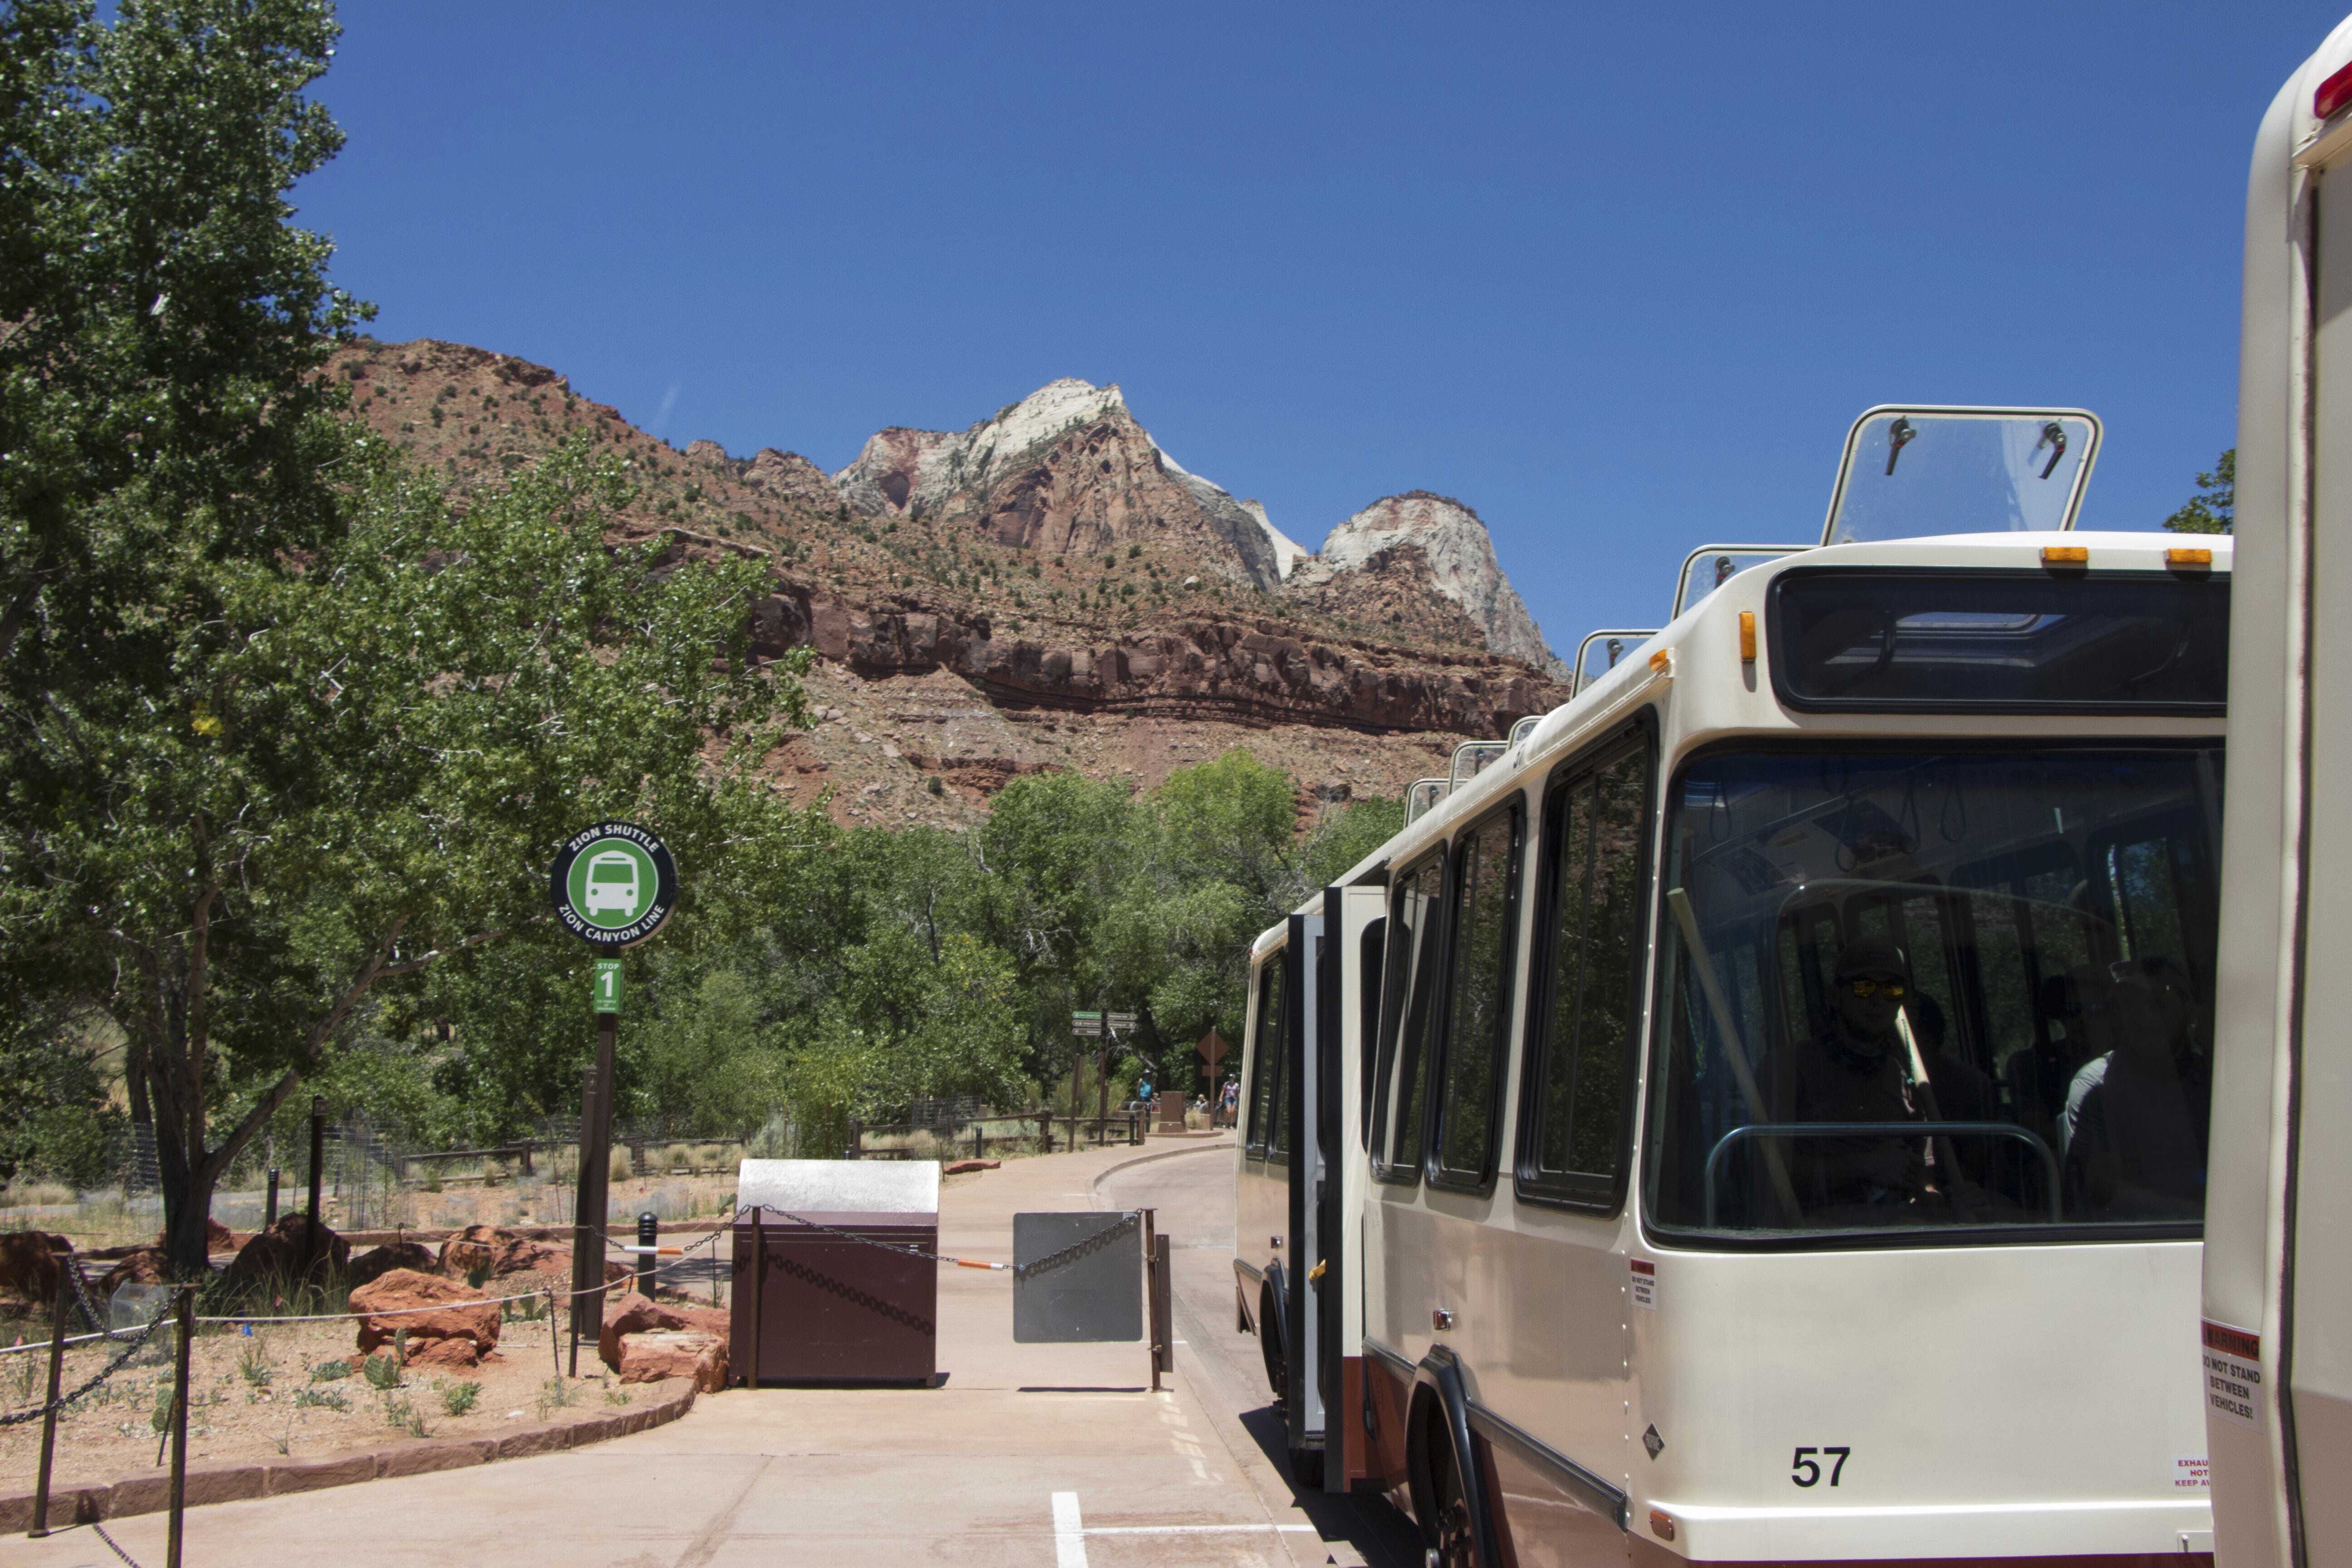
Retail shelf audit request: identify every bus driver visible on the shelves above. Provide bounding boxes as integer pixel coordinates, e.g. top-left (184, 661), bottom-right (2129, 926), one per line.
top-left (1768, 934), bottom-right (1988, 1221)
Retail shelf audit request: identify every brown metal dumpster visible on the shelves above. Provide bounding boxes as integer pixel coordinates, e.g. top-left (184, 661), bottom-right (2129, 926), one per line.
top-left (730, 1159), bottom-right (940, 1386)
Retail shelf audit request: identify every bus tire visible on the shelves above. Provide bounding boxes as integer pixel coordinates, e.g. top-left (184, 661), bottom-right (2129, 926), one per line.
top-left (1258, 1279), bottom-right (1287, 1401)
top-left (1406, 1356), bottom-right (1499, 1568)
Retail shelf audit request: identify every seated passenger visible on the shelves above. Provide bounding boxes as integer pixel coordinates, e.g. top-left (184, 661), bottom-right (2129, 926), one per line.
top-left (2064, 957), bottom-right (2210, 1220)
top-left (1770, 934), bottom-right (1932, 1215)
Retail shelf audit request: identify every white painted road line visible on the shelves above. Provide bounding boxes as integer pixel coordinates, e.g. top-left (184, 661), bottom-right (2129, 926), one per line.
top-left (1053, 1491), bottom-right (1089, 1568)
top-left (1081, 1523), bottom-right (1323, 1535)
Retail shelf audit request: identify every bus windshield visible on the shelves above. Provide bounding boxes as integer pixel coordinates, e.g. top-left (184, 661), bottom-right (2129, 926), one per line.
top-left (1644, 745), bottom-right (2222, 1245)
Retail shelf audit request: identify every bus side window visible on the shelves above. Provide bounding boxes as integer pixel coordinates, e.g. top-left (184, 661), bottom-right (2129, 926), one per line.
top-left (1371, 853), bottom-right (1445, 1183)
top-left (1245, 956), bottom-right (1283, 1157)
top-left (1358, 918), bottom-right (1386, 1147)
top-left (1519, 740), bottom-right (1653, 1207)
top-left (1268, 951), bottom-right (1293, 1161)
top-left (1432, 801), bottom-right (1524, 1189)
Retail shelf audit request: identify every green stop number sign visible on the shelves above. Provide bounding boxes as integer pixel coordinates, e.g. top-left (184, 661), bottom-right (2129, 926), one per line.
top-left (549, 822), bottom-right (679, 948)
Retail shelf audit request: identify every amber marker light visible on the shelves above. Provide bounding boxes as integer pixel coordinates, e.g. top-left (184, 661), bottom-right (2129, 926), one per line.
top-left (1738, 610), bottom-right (1757, 663)
top-left (2167, 547), bottom-right (2214, 569)
top-left (2042, 545), bottom-right (2090, 567)
top-left (1649, 1509), bottom-right (1678, 1541)
top-left (1649, 649), bottom-right (1672, 675)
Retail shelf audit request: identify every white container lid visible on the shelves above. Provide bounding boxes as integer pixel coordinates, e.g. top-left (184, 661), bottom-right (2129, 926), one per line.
top-left (736, 1158), bottom-right (939, 1217)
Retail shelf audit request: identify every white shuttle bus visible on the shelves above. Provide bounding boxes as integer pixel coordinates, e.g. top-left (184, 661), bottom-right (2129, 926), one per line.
top-left (1237, 409), bottom-right (2230, 1566)
top-left (2202, 15), bottom-right (2352, 1567)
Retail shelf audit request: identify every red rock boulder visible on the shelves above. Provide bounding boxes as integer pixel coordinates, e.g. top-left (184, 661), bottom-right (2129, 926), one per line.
top-left (347, 1240), bottom-right (439, 1289)
top-left (152, 1217), bottom-right (235, 1254)
top-left (221, 1214), bottom-right (350, 1292)
top-left (348, 1269), bottom-right (500, 1365)
top-left (616, 1330), bottom-right (727, 1392)
top-left (597, 1290), bottom-right (684, 1369)
top-left (0, 1232), bottom-right (70, 1312)
top-left (439, 1225), bottom-right (564, 1282)
top-left (96, 1248), bottom-right (170, 1294)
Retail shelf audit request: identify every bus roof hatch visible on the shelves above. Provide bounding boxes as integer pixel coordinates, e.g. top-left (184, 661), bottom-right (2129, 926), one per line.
top-left (1822, 406), bottom-right (2101, 547)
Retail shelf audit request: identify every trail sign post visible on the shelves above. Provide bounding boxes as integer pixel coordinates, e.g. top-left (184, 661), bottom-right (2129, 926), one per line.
top-left (550, 822), bottom-right (679, 1377)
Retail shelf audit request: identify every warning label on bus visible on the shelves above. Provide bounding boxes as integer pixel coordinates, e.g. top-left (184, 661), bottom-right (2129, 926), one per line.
top-left (1629, 1258), bottom-right (1656, 1311)
top-left (2173, 1456), bottom-right (2211, 1490)
top-left (2202, 1320), bottom-right (2261, 1429)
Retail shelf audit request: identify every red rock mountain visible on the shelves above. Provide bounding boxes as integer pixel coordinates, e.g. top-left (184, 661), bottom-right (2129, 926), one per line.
top-left (333, 341), bottom-right (1572, 827)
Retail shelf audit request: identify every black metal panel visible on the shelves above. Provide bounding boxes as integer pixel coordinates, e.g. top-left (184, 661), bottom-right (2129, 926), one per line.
top-left (1012, 1212), bottom-right (1141, 1343)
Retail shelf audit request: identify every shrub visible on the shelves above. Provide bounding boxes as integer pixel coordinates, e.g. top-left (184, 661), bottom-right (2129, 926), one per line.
top-left (439, 1380), bottom-right (480, 1416)
top-left (311, 1359), bottom-right (354, 1383)
top-left (295, 1386), bottom-right (350, 1411)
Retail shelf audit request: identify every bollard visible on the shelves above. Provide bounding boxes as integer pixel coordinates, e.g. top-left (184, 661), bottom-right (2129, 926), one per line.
top-left (745, 1209), bottom-right (764, 1388)
top-left (166, 1284), bottom-right (192, 1568)
top-left (28, 1250), bottom-right (69, 1537)
top-left (1151, 1233), bottom-right (1173, 1386)
top-left (973, 1123), bottom-right (983, 1161)
top-left (264, 1165), bottom-right (279, 1232)
top-left (637, 1211), bottom-right (657, 1298)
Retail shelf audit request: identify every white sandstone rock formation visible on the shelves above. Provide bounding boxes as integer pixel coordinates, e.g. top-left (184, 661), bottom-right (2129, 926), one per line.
top-left (1299, 492), bottom-right (1561, 672)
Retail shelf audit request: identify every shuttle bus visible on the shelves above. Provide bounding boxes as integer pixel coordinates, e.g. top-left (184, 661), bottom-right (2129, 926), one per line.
top-left (1237, 407), bottom-right (2231, 1566)
top-left (2202, 15), bottom-right (2352, 1566)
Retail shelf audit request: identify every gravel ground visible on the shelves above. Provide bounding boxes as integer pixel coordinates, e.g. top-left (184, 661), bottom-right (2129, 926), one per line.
top-left (0, 1307), bottom-right (690, 1492)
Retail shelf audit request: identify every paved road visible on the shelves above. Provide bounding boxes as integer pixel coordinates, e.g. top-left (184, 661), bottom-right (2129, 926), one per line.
top-left (0, 1139), bottom-right (1422, 1568)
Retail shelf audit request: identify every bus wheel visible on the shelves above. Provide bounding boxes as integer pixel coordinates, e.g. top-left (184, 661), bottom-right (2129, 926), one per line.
top-left (1258, 1283), bottom-right (1287, 1400)
top-left (1425, 1432), bottom-right (1477, 1568)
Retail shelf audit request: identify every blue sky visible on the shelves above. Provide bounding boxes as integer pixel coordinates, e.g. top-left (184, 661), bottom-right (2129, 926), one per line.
top-left (302, 3), bottom-right (2338, 656)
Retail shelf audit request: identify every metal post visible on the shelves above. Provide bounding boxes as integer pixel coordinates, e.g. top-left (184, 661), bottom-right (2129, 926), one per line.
top-left (1068, 1044), bottom-right (1083, 1155)
top-left (263, 1166), bottom-right (279, 1232)
top-left (580, 1012), bottom-right (617, 1361)
top-left (1094, 1036), bottom-right (1111, 1144)
top-left (28, 1252), bottom-right (70, 1537)
top-left (1140, 1207), bottom-right (1159, 1393)
top-left (568, 1063), bottom-right (595, 1378)
top-left (745, 1209), bottom-right (764, 1389)
top-left (305, 1095), bottom-right (326, 1270)
top-left (973, 1122), bottom-right (983, 1161)
top-left (1151, 1233), bottom-right (1173, 1390)
top-left (166, 1285), bottom-right (192, 1568)
top-left (636, 1211), bottom-right (657, 1298)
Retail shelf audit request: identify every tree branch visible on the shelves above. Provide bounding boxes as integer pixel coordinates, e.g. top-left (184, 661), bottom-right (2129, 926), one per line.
top-left (376, 921), bottom-right (516, 978)
top-left (196, 1068), bottom-right (306, 1191)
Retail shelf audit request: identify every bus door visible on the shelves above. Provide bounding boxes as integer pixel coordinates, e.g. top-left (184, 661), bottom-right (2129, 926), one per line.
top-left (1328, 883), bottom-right (1387, 1492)
top-left (1279, 908), bottom-right (1333, 1481)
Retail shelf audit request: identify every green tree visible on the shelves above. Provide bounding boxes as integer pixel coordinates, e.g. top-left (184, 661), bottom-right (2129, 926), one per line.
top-left (2165, 449), bottom-right (2234, 534)
top-left (5, 437), bottom-right (789, 1270)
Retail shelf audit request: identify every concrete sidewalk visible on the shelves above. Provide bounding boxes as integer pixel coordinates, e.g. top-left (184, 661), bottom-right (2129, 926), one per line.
top-left (0, 1138), bottom-right (1347, 1568)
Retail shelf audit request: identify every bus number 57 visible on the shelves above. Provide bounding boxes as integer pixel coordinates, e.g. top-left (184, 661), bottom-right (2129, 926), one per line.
top-left (1791, 1447), bottom-right (1851, 1488)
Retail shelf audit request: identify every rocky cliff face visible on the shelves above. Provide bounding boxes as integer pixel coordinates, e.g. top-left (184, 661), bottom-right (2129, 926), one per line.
top-left (332, 339), bottom-right (1573, 827)
top-left (833, 378), bottom-right (1286, 589)
top-left (1294, 491), bottom-right (1562, 674)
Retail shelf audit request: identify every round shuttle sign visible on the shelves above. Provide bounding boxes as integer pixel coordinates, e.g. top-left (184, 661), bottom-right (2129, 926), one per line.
top-left (549, 822), bottom-right (678, 948)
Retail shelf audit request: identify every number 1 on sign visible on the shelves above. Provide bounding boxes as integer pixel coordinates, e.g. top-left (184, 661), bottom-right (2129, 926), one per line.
top-left (592, 960), bottom-right (622, 1014)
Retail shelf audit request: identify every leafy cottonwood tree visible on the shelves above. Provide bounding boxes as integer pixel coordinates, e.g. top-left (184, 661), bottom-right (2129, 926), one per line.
top-left (2165, 449), bottom-right (2234, 534)
top-left (6, 435), bottom-right (788, 1270)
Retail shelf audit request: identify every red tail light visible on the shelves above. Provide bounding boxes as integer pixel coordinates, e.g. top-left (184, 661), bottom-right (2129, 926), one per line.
top-left (2316, 58), bottom-right (2352, 121)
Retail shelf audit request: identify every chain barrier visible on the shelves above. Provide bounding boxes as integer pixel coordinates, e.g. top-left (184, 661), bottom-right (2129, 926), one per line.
top-left (740, 1204), bottom-right (1139, 1281)
top-left (92, 1519), bottom-right (145, 1568)
top-left (0, 1292), bottom-right (176, 1428)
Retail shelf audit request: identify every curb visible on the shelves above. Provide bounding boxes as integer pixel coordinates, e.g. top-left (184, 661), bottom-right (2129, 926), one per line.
top-left (1087, 1137), bottom-right (1236, 1195)
top-left (0, 1379), bottom-right (701, 1532)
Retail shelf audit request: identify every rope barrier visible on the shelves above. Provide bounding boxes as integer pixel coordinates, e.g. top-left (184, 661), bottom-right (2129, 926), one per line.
top-left (4, 1197), bottom-right (1109, 1370)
